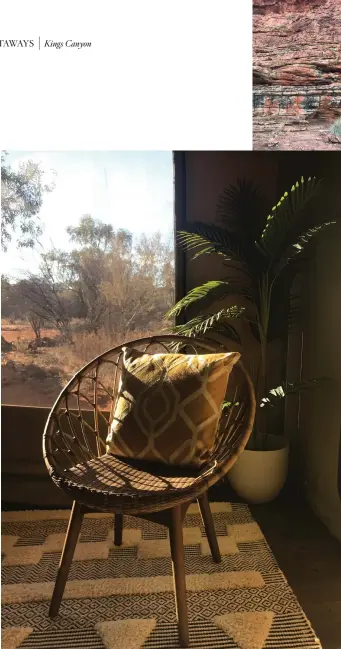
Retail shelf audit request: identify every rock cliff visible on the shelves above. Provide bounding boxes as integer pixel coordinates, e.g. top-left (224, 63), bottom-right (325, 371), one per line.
top-left (254, 0), bottom-right (328, 14)
top-left (253, 0), bottom-right (341, 86)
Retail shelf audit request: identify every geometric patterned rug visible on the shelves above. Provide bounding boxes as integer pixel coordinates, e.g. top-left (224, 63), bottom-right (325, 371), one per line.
top-left (1, 503), bottom-right (322, 649)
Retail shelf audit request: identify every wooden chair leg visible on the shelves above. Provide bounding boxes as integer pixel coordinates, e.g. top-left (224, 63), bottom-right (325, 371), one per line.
top-left (49, 501), bottom-right (84, 618)
top-left (198, 492), bottom-right (221, 563)
top-left (114, 514), bottom-right (123, 546)
top-left (169, 505), bottom-right (189, 648)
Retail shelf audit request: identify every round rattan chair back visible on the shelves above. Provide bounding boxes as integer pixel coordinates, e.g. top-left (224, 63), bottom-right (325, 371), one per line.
top-left (43, 335), bottom-right (256, 501)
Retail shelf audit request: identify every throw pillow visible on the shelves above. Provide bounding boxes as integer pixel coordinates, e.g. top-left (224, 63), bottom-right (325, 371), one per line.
top-left (106, 346), bottom-right (240, 467)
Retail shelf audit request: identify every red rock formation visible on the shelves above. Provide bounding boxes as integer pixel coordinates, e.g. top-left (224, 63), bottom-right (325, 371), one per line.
top-left (254, 0), bottom-right (328, 14)
top-left (253, 0), bottom-right (341, 86)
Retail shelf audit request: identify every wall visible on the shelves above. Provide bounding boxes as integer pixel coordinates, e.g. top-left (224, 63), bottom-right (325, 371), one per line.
top-left (298, 221), bottom-right (341, 541)
top-left (184, 151), bottom-right (279, 243)
top-left (2, 405), bottom-right (109, 508)
top-left (183, 151), bottom-right (278, 324)
top-left (179, 151), bottom-right (341, 540)
top-left (279, 153), bottom-right (341, 540)
top-left (2, 405), bottom-right (71, 508)
top-left (183, 151), bottom-right (283, 402)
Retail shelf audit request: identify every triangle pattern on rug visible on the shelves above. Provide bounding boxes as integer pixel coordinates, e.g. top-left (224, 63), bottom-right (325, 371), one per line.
top-left (95, 618), bottom-right (156, 649)
top-left (214, 611), bottom-right (274, 649)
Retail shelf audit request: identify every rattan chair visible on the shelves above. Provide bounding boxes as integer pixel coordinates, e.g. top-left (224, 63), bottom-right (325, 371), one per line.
top-left (43, 335), bottom-right (255, 647)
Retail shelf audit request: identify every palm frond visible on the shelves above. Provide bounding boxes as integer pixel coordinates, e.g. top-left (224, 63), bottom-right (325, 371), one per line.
top-left (216, 178), bottom-right (269, 240)
top-left (222, 400), bottom-right (240, 411)
top-left (177, 224), bottom-right (248, 265)
top-left (224, 277), bottom-right (255, 300)
top-left (172, 306), bottom-right (245, 343)
top-left (259, 176), bottom-right (322, 262)
top-left (164, 280), bottom-right (230, 319)
top-left (274, 220), bottom-right (336, 275)
top-left (260, 378), bottom-right (328, 409)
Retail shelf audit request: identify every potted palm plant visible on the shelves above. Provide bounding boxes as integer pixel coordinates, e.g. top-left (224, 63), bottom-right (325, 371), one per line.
top-left (165, 176), bottom-right (336, 503)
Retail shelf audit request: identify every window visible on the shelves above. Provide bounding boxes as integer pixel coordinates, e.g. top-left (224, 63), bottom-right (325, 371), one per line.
top-left (1, 151), bottom-right (174, 407)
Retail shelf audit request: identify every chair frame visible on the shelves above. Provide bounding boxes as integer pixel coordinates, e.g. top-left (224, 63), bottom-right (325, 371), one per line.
top-left (43, 335), bottom-right (256, 647)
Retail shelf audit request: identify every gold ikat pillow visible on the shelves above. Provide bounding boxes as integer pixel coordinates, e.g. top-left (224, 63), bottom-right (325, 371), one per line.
top-left (106, 346), bottom-right (240, 467)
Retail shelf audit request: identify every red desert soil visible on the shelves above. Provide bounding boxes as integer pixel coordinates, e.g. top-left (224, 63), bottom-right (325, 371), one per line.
top-left (1, 379), bottom-right (60, 407)
top-left (2, 326), bottom-right (110, 409)
top-left (1, 325), bottom-right (59, 343)
top-left (2, 323), bottom-right (63, 406)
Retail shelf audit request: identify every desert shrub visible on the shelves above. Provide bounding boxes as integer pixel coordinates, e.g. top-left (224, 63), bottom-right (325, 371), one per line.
top-left (61, 325), bottom-right (164, 376)
top-left (28, 336), bottom-right (61, 351)
top-left (14, 339), bottom-right (30, 353)
top-left (330, 117), bottom-right (341, 138)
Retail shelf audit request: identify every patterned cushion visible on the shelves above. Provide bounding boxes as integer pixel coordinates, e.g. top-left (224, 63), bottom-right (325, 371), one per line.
top-left (106, 347), bottom-right (240, 467)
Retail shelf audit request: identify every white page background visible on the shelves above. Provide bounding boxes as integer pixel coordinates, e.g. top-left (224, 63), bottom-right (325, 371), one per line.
top-left (0, 0), bottom-right (252, 151)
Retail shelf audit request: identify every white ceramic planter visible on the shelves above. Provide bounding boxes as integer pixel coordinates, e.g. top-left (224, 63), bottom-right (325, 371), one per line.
top-left (228, 442), bottom-right (289, 504)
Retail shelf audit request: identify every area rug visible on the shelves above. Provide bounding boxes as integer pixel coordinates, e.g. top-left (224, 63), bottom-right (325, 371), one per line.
top-left (1, 503), bottom-right (321, 649)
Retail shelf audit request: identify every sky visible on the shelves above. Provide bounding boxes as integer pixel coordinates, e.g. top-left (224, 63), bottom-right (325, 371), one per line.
top-left (2, 151), bottom-right (174, 278)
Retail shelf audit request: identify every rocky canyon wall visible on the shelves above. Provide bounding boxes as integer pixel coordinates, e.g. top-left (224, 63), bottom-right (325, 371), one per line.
top-left (254, 0), bottom-right (329, 15)
top-left (253, 0), bottom-right (341, 86)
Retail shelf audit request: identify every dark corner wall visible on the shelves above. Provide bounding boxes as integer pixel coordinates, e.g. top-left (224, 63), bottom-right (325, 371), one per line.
top-left (2, 405), bottom-right (72, 508)
top-left (2, 405), bottom-right (110, 508)
top-left (173, 151), bottom-right (341, 540)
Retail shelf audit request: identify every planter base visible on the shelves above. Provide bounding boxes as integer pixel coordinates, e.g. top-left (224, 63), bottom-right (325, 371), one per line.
top-left (228, 445), bottom-right (289, 504)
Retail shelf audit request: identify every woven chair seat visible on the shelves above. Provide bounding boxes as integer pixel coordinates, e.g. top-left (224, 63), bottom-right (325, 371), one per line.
top-left (54, 452), bottom-right (213, 514)
top-left (43, 336), bottom-right (255, 516)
